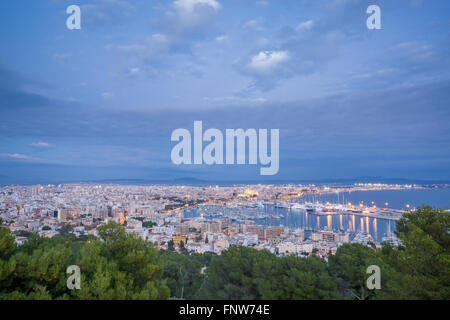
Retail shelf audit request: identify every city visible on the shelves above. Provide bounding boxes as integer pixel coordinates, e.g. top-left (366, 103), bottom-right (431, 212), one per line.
top-left (2, 183), bottom-right (445, 258)
top-left (0, 0), bottom-right (449, 308)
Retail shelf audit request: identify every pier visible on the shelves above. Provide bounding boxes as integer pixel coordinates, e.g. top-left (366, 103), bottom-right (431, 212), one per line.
top-left (321, 208), bottom-right (404, 221)
top-left (267, 201), bottom-right (405, 221)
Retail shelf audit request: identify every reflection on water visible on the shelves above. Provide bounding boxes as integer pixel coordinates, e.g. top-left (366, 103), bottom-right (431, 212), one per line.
top-left (184, 205), bottom-right (397, 243)
top-left (366, 217), bottom-right (370, 234)
top-left (258, 206), bottom-right (395, 243)
top-left (374, 218), bottom-right (378, 240)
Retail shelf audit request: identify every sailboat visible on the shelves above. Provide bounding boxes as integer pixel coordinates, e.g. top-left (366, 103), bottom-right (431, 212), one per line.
top-left (381, 220), bottom-right (401, 246)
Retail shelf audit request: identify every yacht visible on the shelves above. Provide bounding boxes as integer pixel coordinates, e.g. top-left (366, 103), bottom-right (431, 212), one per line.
top-left (290, 203), bottom-right (304, 210)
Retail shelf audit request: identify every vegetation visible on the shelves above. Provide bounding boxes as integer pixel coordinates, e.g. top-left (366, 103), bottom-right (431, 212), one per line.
top-left (0, 206), bottom-right (448, 300)
top-left (142, 221), bottom-right (157, 228)
top-left (0, 221), bottom-right (169, 300)
top-left (198, 246), bottom-right (340, 300)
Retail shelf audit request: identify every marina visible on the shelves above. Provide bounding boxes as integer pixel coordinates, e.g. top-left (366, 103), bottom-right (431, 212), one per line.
top-left (184, 200), bottom-right (402, 243)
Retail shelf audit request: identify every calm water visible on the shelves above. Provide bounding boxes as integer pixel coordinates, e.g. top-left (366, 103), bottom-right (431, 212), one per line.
top-left (184, 188), bottom-right (450, 243)
top-left (299, 188), bottom-right (450, 210)
top-left (185, 205), bottom-right (395, 243)
top-left (255, 206), bottom-right (394, 243)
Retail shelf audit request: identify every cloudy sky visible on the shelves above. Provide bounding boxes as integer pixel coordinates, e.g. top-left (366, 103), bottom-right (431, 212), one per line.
top-left (0, 0), bottom-right (449, 184)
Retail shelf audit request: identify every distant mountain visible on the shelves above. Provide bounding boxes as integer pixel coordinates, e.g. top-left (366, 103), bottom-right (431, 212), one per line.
top-left (72, 177), bottom-right (210, 186)
top-left (1, 175), bottom-right (449, 186)
top-left (172, 177), bottom-right (208, 184)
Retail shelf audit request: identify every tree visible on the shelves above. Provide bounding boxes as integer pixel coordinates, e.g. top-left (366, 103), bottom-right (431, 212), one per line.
top-left (0, 221), bottom-right (169, 300)
top-left (0, 228), bottom-right (17, 290)
top-left (159, 250), bottom-right (204, 300)
top-left (1, 206), bottom-right (448, 301)
top-left (200, 246), bottom-right (274, 299)
top-left (328, 206), bottom-right (450, 300)
top-left (143, 221), bottom-right (156, 228)
top-left (94, 221), bottom-right (169, 298)
top-left (97, 220), bottom-right (126, 244)
top-left (59, 224), bottom-right (73, 236)
top-left (377, 206), bottom-right (450, 300)
top-left (179, 240), bottom-right (188, 255)
top-left (168, 240), bottom-right (175, 252)
top-left (200, 246), bottom-right (340, 300)
top-left (260, 255), bottom-right (340, 300)
top-left (0, 228), bottom-right (16, 259)
top-left (328, 243), bottom-right (386, 300)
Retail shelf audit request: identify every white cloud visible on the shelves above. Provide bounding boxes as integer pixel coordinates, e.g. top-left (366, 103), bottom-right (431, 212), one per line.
top-left (215, 35), bottom-right (228, 43)
top-left (152, 33), bottom-right (168, 43)
top-left (30, 141), bottom-right (52, 148)
top-left (248, 51), bottom-right (289, 74)
top-left (128, 67), bottom-right (140, 75)
top-left (297, 20), bottom-right (314, 31)
top-left (243, 18), bottom-right (265, 31)
top-left (0, 153), bottom-right (30, 160)
top-left (170, 0), bottom-right (222, 28)
top-left (174, 0), bottom-right (221, 14)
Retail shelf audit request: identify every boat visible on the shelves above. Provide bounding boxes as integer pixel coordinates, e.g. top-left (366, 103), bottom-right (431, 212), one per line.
top-left (290, 203), bottom-right (304, 210)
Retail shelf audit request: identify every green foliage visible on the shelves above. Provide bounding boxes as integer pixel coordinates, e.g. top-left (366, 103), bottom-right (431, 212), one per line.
top-left (13, 230), bottom-right (33, 238)
top-left (0, 228), bottom-right (16, 259)
top-left (0, 222), bottom-right (169, 300)
top-left (199, 246), bottom-right (340, 300)
top-left (143, 221), bottom-right (157, 228)
top-left (0, 206), bottom-right (448, 300)
top-left (264, 255), bottom-right (341, 300)
top-left (328, 243), bottom-right (387, 300)
top-left (328, 206), bottom-right (449, 300)
top-left (59, 224), bottom-right (73, 235)
top-left (179, 240), bottom-right (188, 255)
top-left (376, 206), bottom-right (450, 299)
top-left (159, 250), bottom-right (206, 299)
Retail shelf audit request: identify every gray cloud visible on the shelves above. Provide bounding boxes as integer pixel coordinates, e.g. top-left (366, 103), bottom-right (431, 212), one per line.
top-left (234, 0), bottom-right (394, 92)
top-left (0, 66), bottom-right (52, 110)
top-left (1, 66), bottom-right (449, 179)
top-left (116, 0), bottom-right (222, 77)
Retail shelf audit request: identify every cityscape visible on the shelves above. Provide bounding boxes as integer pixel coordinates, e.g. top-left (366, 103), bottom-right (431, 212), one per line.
top-left (0, 0), bottom-right (449, 306)
top-left (2, 183), bottom-right (446, 257)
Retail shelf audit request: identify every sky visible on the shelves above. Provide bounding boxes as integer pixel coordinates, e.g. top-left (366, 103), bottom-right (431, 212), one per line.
top-left (0, 0), bottom-right (449, 184)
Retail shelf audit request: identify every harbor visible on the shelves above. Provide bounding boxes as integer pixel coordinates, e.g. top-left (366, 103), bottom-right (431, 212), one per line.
top-left (184, 200), bottom-right (403, 243)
